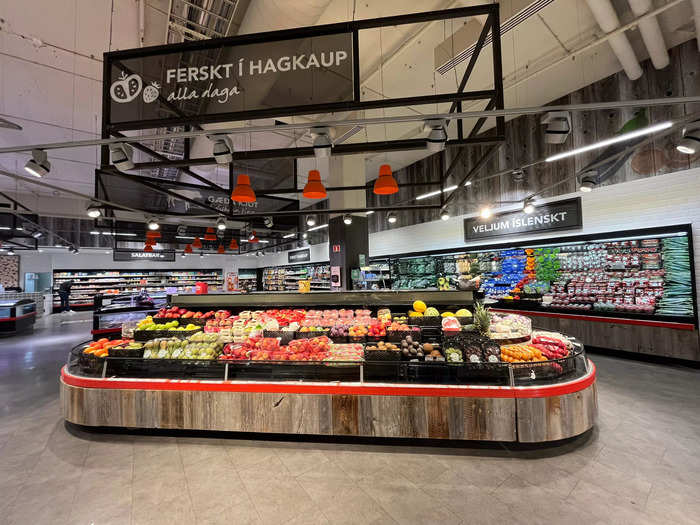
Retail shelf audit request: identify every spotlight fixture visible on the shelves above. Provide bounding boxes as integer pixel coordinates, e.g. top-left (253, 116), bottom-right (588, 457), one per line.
top-left (540, 111), bottom-right (572, 145)
top-left (177, 225), bottom-right (187, 236)
top-left (181, 252), bottom-right (186, 258)
top-left (387, 212), bottom-right (397, 224)
top-left (464, 181), bottom-right (472, 187)
top-left (343, 214), bottom-right (353, 225)
top-left (579, 177), bottom-right (596, 193)
top-left (311, 126), bottom-right (332, 158)
top-left (200, 252), bottom-right (204, 258)
top-left (86, 203), bottom-right (102, 218)
top-left (147, 217), bottom-right (160, 230)
top-left (480, 206), bottom-right (493, 219)
top-left (24, 149), bottom-right (50, 177)
top-left (263, 216), bottom-right (274, 228)
top-left (522, 198), bottom-right (535, 214)
top-left (7, 248), bottom-right (15, 256)
top-left (231, 174), bottom-right (256, 203)
top-left (440, 209), bottom-right (450, 221)
top-left (306, 215), bottom-right (317, 227)
top-left (109, 143), bottom-right (135, 171)
top-left (216, 216), bottom-right (227, 231)
top-left (424, 119), bottom-right (447, 152)
top-left (31, 231), bottom-right (43, 239)
top-left (209, 135), bottom-right (234, 164)
top-left (302, 232), bottom-right (308, 239)
top-left (676, 121), bottom-right (700, 155)
top-left (255, 250), bottom-right (262, 257)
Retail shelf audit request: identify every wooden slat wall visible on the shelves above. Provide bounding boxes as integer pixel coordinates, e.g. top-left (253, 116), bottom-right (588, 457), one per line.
top-left (61, 380), bottom-right (597, 442)
top-left (369, 40), bottom-right (700, 234)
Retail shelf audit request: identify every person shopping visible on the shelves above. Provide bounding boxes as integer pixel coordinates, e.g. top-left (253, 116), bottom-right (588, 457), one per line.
top-left (57, 280), bottom-right (73, 313)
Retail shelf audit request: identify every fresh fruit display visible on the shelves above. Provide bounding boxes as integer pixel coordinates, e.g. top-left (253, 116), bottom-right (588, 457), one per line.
top-left (154, 307), bottom-right (216, 319)
top-left (473, 302), bottom-right (490, 336)
top-left (412, 300), bottom-right (427, 313)
top-left (325, 343), bottom-right (364, 362)
top-left (329, 325), bottom-right (349, 339)
top-left (142, 334), bottom-right (223, 359)
top-left (445, 347), bottom-right (463, 363)
top-left (83, 338), bottom-right (131, 358)
top-left (657, 237), bottom-right (694, 316)
top-left (488, 313), bottom-right (531, 340)
top-left (367, 323), bottom-right (386, 338)
top-left (399, 335), bottom-right (424, 359)
top-left (136, 317), bottom-right (200, 332)
top-left (424, 307), bottom-right (439, 317)
top-left (441, 316), bottom-right (461, 331)
top-left (500, 344), bottom-right (545, 363)
top-left (455, 308), bottom-right (472, 318)
top-left (348, 325), bottom-right (368, 337)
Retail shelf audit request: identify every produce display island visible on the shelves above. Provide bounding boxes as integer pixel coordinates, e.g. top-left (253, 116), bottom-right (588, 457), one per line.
top-left (60, 291), bottom-right (597, 443)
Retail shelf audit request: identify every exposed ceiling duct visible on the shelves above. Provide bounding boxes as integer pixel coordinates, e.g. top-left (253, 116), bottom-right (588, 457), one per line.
top-left (627, 0), bottom-right (669, 69)
top-left (585, 0), bottom-right (642, 80)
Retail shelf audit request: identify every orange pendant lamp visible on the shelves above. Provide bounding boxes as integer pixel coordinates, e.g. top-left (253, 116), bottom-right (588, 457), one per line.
top-left (231, 174), bottom-right (256, 203)
top-left (184, 244), bottom-right (193, 254)
top-left (204, 227), bottom-right (217, 241)
top-left (145, 238), bottom-right (156, 247)
top-left (143, 244), bottom-right (153, 252)
top-left (249, 231), bottom-right (259, 243)
top-left (192, 237), bottom-right (203, 249)
top-left (373, 164), bottom-right (399, 195)
top-left (146, 230), bottom-right (161, 239)
top-left (229, 239), bottom-right (239, 250)
top-left (303, 170), bottom-right (327, 199)
top-left (217, 244), bottom-right (225, 254)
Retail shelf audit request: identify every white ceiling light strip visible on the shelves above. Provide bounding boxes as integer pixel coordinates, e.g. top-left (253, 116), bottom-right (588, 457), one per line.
top-left (545, 121), bottom-right (673, 162)
top-left (415, 185), bottom-right (458, 201)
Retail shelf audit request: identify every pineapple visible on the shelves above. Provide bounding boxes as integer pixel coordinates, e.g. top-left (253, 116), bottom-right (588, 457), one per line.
top-left (473, 302), bottom-right (490, 336)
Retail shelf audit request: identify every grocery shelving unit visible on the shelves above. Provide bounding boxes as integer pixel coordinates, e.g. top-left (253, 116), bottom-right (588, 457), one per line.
top-left (262, 263), bottom-right (331, 292)
top-left (237, 269), bottom-right (259, 291)
top-left (52, 269), bottom-right (223, 312)
top-left (352, 258), bottom-right (392, 290)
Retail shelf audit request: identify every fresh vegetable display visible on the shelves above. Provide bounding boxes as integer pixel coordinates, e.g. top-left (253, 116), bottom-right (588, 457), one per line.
top-left (657, 237), bottom-right (694, 317)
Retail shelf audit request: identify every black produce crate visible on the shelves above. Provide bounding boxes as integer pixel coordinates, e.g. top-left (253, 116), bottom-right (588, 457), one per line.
top-left (330, 335), bottom-right (348, 344)
top-left (105, 357), bottom-right (225, 379)
top-left (456, 316), bottom-right (474, 326)
top-left (411, 315), bottom-right (442, 327)
top-left (419, 326), bottom-right (442, 343)
top-left (226, 361), bottom-right (361, 382)
top-left (133, 329), bottom-right (201, 342)
top-left (364, 349), bottom-right (401, 361)
top-left (295, 330), bottom-right (330, 340)
top-left (263, 330), bottom-right (295, 345)
top-left (108, 346), bottom-right (144, 358)
top-left (348, 335), bottom-right (366, 344)
top-left (366, 334), bottom-right (386, 343)
top-left (152, 318), bottom-right (208, 326)
top-left (386, 329), bottom-right (409, 342)
top-left (363, 361), bottom-right (408, 382)
top-left (78, 352), bottom-right (104, 376)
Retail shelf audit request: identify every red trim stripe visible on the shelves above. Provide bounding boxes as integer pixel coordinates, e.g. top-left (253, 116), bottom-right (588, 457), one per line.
top-left (91, 327), bottom-right (122, 335)
top-left (60, 362), bottom-right (596, 399)
top-left (0, 312), bottom-right (36, 322)
top-left (491, 308), bottom-right (695, 331)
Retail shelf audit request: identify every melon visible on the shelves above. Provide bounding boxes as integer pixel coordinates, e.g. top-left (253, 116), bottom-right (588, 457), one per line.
top-left (412, 300), bottom-right (427, 313)
top-left (456, 308), bottom-right (472, 317)
top-left (408, 310), bottom-right (423, 317)
top-left (424, 307), bottom-right (439, 317)
top-left (441, 311), bottom-right (455, 318)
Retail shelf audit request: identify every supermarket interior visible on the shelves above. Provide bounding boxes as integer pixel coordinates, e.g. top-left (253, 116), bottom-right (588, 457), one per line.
top-left (1, 1), bottom-right (700, 524)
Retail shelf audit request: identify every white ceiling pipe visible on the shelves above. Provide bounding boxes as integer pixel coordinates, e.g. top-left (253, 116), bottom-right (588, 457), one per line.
top-left (627, 0), bottom-right (669, 69)
top-left (691, 0), bottom-right (700, 51)
top-left (586, 0), bottom-right (643, 80)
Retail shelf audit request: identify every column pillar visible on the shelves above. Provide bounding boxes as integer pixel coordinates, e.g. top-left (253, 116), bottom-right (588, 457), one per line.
top-left (327, 155), bottom-right (369, 290)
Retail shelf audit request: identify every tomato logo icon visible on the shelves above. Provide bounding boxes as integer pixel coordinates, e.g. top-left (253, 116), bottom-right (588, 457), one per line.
top-left (110, 72), bottom-right (143, 103)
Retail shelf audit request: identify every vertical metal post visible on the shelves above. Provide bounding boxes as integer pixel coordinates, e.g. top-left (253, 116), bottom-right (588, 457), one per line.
top-left (224, 362), bottom-right (229, 381)
top-left (359, 363), bottom-right (364, 383)
top-left (507, 365), bottom-right (514, 387)
top-left (101, 360), bottom-right (108, 378)
top-left (490, 6), bottom-right (505, 137)
top-left (352, 30), bottom-right (361, 102)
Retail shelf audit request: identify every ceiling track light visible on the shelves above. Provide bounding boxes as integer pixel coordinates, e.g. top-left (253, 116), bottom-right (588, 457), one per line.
top-left (24, 149), bottom-right (50, 177)
top-left (522, 198), bottom-right (536, 214)
top-left (109, 143), bottom-right (135, 171)
top-left (343, 214), bottom-right (353, 225)
top-left (263, 216), bottom-right (274, 228)
top-left (387, 212), bottom-right (397, 224)
top-left (147, 217), bottom-right (160, 230)
top-left (440, 209), bottom-right (450, 221)
top-left (424, 119), bottom-right (447, 153)
top-left (676, 121), bottom-right (700, 155)
top-left (311, 126), bottom-right (332, 158)
top-left (302, 232), bottom-right (308, 239)
top-left (209, 134), bottom-right (234, 164)
top-left (579, 175), bottom-right (597, 193)
top-left (306, 215), bottom-right (317, 227)
top-left (31, 231), bottom-right (43, 239)
top-left (415, 185), bottom-right (458, 201)
top-left (216, 216), bottom-right (227, 231)
top-left (86, 202), bottom-right (102, 218)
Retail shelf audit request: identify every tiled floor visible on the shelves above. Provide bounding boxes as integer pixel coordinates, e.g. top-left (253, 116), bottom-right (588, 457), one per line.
top-left (1, 313), bottom-right (699, 524)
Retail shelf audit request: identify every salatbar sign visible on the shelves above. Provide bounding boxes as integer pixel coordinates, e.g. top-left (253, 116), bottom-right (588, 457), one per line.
top-left (106, 32), bottom-right (354, 125)
top-left (464, 198), bottom-right (582, 241)
top-left (113, 250), bottom-right (176, 262)
top-left (288, 248), bottom-right (311, 264)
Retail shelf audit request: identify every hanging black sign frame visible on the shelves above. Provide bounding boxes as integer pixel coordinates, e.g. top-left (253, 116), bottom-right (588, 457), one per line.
top-left (113, 249), bottom-right (177, 262)
top-left (464, 198), bottom-right (583, 241)
top-left (288, 248), bottom-right (311, 264)
top-left (102, 4), bottom-right (503, 135)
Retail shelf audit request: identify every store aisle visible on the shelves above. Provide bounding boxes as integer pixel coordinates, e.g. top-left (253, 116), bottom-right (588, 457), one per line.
top-left (1, 320), bottom-right (699, 525)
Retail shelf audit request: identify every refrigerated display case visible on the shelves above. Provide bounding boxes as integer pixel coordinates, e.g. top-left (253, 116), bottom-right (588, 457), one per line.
top-left (0, 298), bottom-right (36, 336)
